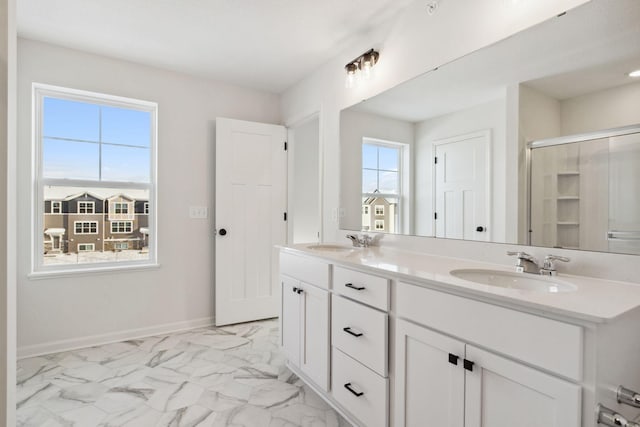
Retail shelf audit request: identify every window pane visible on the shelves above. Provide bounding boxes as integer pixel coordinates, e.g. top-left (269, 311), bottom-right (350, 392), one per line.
top-left (102, 106), bottom-right (151, 147)
top-left (379, 171), bottom-right (399, 194)
top-left (362, 144), bottom-right (378, 169)
top-left (362, 169), bottom-right (378, 193)
top-left (43, 185), bottom-right (150, 266)
top-left (43, 138), bottom-right (99, 180)
top-left (379, 146), bottom-right (399, 171)
top-left (43, 97), bottom-right (100, 141)
top-left (102, 145), bottom-right (151, 182)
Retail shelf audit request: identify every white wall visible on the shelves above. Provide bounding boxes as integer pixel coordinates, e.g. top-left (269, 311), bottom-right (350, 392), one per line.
top-left (414, 97), bottom-right (508, 240)
top-left (1, 0), bottom-right (17, 421)
top-left (16, 39), bottom-right (281, 356)
top-left (561, 81), bottom-right (640, 135)
top-left (339, 109), bottom-right (414, 232)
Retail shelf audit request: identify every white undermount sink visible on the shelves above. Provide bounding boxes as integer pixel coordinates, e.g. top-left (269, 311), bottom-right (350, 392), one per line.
top-left (306, 244), bottom-right (354, 252)
top-left (450, 269), bottom-right (577, 293)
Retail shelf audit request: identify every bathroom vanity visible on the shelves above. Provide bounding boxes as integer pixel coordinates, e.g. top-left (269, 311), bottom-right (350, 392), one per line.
top-left (278, 244), bottom-right (640, 427)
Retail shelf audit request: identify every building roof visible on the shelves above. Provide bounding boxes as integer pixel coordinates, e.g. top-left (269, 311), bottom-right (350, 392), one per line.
top-left (44, 186), bottom-right (149, 202)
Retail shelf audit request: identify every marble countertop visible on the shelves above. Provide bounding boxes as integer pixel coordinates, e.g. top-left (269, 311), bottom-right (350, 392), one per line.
top-left (279, 243), bottom-right (640, 324)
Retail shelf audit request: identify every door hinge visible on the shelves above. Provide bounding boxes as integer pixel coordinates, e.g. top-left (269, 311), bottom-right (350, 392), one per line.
top-left (434, 156), bottom-right (438, 164)
top-left (284, 141), bottom-right (288, 151)
top-left (434, 212), bottom-right (438, 220)
top-left (284, 212), bottom-right (287, 221)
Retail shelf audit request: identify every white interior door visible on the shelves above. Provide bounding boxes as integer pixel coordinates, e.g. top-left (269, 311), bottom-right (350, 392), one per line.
top-left (215, 117), bottom-right (287, 326)
top-left (434, 131), bottom-right (490, 241)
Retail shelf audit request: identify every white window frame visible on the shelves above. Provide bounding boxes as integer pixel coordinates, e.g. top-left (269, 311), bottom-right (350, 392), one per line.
top-left (375, 205), bottom-right (385, 216)
top-left (51, 201), bottom-right (61, 214)
top-left (78, 243), bottom-right (95, 252)
top-left (375, 220), bottom-right (385, 230)
top-left (74, 221), bottom-right (98, 235)
top-left (78, 201), bottom-right (95, 214)
top-left (362, 206), bottom-right (369, 215)
top-left (111, 221), bottom-right (133, 234)
top-left (32, 83), bottom-right (159, 276)
top-left (114, 242), bottom-right (129, 250)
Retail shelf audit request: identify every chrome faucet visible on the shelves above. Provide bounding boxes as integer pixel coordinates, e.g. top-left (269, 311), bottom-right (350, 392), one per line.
top-left (507, 251), bottom-right (570, 276)
top-left (539, 255), bottom-right (570, 276)
top-left (346, 234), bottom-right (372, 247)
top-left (507, 251), bottom-right (539, 274)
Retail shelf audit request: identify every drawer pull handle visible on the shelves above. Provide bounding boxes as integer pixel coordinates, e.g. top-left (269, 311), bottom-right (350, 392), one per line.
top-left (448, 353), bottom-right (459, 365)
top-left (463, 359), bottom-right (474, 372)
top-left (343, 327), bottom-right (363, 337)
top-left (345, 283), bottom-right (365, 291)
top-left (344, 382), bottom-right (364, 397)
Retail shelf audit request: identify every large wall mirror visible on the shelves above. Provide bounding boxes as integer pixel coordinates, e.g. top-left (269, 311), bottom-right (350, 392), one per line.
top-left (339, 0), bottom-right (640, 255)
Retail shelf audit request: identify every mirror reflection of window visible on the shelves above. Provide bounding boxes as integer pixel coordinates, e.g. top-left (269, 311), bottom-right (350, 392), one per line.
top-left (362, 140), bottom-right (402, 233)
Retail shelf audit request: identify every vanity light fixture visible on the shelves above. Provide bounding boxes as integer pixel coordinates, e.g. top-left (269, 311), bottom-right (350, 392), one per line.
top-left (629, 69), bottom-right (640, 78)
top-left (345, 49), bottom-right (380, 88)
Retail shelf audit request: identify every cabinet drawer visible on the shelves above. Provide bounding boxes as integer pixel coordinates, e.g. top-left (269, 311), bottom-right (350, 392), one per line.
top-left (332, 295), bottom-right (388, 376)
top-left (332, 348), bottom-right (388, 427)
top-left (333, 266), bottom-right (389, 311)
top-left (397, 283), bottom-right (583, 381)
top-left (280, 252), bottom-right (330, 289)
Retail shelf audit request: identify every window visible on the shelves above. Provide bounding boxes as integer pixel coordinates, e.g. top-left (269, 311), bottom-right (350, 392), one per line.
top-left (144, 202), bottom-right (149, 215)
top-left (75, 221), bottom-right (98, 234)
top-left (78, 243), bottom-right (95, 252)
top-left (362, 206), bottom-right (369, 215)
top-left (114, 242), bottom-right (129, 250)
top-left (51, 201), bottom-right (61, 214)
top-left (111, 221), bottom-right (133, 233)
top-left (112, 202), bottom-right (129, 214)
top-left (362, 140), bottom-right (403, 234)
top-left (34, 84), bottom-right (157, 273)
top-left (78, 201), bottom-right (95, 214)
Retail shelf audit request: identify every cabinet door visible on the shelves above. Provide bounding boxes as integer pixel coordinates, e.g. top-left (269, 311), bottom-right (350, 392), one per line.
top-left (280, 276), bottom-right (300, 367)
top-left (464, 345), bottom-right (581, 427)
top-left (395, 319), bottom-right (465, 427)
top-left (300, 282), bottom-right (330, 391)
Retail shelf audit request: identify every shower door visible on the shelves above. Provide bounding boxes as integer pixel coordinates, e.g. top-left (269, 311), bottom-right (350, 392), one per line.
top-left (608, 132), bottom-right (640, 255)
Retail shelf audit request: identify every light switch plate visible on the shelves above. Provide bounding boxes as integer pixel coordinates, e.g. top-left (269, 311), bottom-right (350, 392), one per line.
top-left (189, 206), bottom-right (208, 219)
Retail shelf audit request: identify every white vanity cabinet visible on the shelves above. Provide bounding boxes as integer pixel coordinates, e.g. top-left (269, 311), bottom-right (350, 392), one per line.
top-left (280, 253), bottom-right (330, 391)
top-left (395, 283), bottom-right (582, 427)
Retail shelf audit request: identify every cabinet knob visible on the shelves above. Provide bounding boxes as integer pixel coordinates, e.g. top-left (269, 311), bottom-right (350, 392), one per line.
top-left (476, 226), bottom-right (485, 232)
top-left (218, 228), bottom-right (227, 236)
top-left (463, 359), bottom-right (474, 372)
top-left (296, 288), bottom-right (303, 294)
top-left (448, 353), bottom-right (459, 365)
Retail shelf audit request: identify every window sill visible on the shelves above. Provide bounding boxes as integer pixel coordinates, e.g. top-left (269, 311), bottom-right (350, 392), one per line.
top-left (28, 263), bottom-right (161, 280)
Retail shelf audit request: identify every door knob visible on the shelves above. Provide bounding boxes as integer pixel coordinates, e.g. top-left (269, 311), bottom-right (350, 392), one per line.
top-left (218, 228), bottom-right (227, 236)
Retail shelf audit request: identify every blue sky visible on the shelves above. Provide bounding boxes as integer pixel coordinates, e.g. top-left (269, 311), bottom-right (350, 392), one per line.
top-left (43, 97), bottom-right (151, 182)
top-left (362, 143), bottom-right (399, 194)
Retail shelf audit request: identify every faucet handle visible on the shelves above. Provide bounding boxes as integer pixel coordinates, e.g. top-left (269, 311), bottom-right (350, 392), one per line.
top-left (542, 254), bottom-right (570, 269)
top-left (506, 251), bottom-right (535, 261)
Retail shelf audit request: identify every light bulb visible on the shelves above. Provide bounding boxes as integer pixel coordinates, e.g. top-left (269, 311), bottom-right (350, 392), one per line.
top-left (345, 62), bottom-right (359, 89)
top-left (362, 59), bottom-right (372, 79)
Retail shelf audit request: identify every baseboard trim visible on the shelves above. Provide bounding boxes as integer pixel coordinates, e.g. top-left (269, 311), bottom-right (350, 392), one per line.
top-left (17, 316), bottom-right (215, 359)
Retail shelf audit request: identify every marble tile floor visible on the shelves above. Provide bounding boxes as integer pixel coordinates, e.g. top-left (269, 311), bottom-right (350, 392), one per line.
top-left (17, 319), bottom-right (346, 427)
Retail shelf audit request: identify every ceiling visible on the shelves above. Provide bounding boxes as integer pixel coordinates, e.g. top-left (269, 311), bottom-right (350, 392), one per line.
top-left (17, 0), bottom-right (412, 93)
